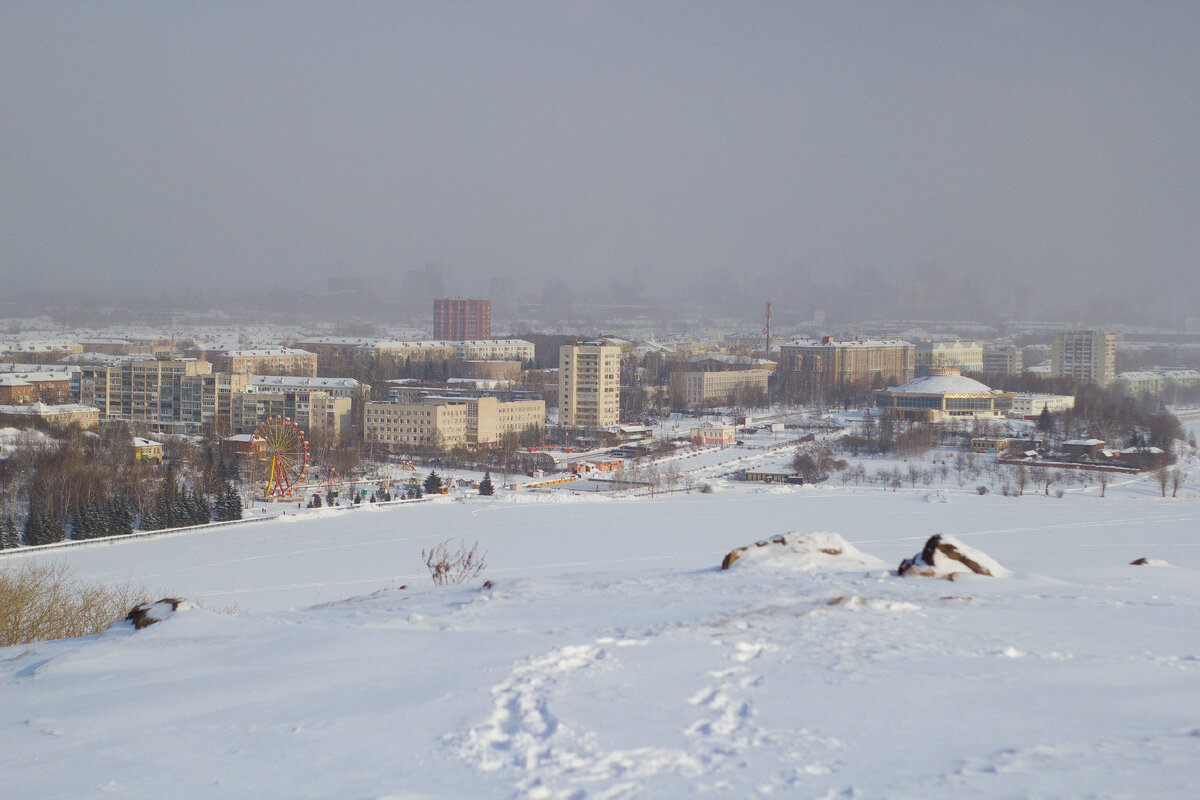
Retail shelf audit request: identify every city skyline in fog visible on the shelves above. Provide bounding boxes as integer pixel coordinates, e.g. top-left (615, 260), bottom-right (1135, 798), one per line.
top-left (2, 1), bottom-right (1198, 325)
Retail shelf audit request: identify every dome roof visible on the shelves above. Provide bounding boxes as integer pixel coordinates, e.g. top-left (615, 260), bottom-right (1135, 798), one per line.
top-left (887, 372), bottom-right (996, 396)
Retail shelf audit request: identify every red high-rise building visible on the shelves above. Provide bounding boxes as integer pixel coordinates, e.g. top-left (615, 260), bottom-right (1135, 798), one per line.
top-left (433, 299), bottom-right (491, 340)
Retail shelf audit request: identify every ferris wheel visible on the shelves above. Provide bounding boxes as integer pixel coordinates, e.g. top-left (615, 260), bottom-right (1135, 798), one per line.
top-left (255, 417), bottom-right (310, 499)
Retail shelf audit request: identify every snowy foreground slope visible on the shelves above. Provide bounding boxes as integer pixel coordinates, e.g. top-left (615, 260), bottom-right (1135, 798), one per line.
top-left (3, 483), bottom-right (1199, 799)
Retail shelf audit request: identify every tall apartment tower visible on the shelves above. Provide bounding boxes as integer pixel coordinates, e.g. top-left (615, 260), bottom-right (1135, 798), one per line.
top-left (433, 298), bottom-right (491, 340)
top-left (558, 342), bottom-right (621, 428)
top-left (1051, 330), bottom-right (1116, 387)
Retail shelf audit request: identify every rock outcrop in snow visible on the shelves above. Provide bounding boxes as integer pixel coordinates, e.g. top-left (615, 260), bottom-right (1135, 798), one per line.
top-left (123, 598), bottom-right (194, 629)
top-left (897, 534), bottom-right (1009, 579)
top-left (721, 531), bottom-right (885, 572)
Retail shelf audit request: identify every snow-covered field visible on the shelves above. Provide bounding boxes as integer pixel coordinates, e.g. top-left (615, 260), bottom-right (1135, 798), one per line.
top-left (3, 465), bottom-right (1199, 798)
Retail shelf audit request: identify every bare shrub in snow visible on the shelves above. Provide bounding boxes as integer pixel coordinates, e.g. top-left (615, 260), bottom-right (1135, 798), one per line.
top-left (0, 562), bottom-right (151, 646)
top-left (422, 539), bottom-right (488, 586)
top-left (976, 485), bottom-right (988, 495)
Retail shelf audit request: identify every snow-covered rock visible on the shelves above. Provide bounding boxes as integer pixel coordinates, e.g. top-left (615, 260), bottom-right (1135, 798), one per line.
top-left (720, 531), bottom-right (886, 571)
top-left (898, 534), bottom-right (1009, 578)
top-left (121, 598), bottom-right (195, 630)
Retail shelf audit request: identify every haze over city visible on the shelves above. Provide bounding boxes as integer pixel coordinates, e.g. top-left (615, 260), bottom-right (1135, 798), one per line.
top-left (3, 1), bottom-right (1197, 325)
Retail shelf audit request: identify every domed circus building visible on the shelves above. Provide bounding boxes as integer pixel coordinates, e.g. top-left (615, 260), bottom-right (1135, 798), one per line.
top-left (874, 367), bottom-right (1016, 422)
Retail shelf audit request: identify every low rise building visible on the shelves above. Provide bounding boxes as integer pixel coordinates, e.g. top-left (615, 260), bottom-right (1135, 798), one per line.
top-left (220, 433), bottom-right (265, 461)
top-left (690, 423), bottom-right (736, 445)
top-left (1009, 393), bottom-right (1076, 418)
top-left (0, 372), bottom-right (70, 405)
top-left (0, 402), bottom-right (100, 429)
top-left (131, 437), bottom-right (163, 464)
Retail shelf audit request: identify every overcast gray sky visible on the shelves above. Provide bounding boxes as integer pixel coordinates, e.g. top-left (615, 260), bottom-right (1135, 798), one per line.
top-left (2, 1), bottom-right (1197, 321)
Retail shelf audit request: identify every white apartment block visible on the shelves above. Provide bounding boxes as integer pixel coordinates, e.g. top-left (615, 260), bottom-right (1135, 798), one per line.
top-left (1009, 393), bottom-right (1076, 418)
top-left (364, 400), bottom-right (471, 448)
top-left (364, 395), bottom-right (544, 448)
top-left (450, 340), bottom-right (535, 362)
top-left (559, 342), bottom-right (621, 428)
top-left (1051, 330), bottom-right (1116, 387)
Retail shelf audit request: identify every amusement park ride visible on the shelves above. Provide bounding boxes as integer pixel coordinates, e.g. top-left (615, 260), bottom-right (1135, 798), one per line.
top-left (254, 417), bottom-right (310, 500)
top-left (252, 418), bottom-right (417, 502)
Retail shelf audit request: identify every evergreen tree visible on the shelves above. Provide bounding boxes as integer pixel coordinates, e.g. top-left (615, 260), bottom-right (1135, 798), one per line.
top-left (23, 511), bottom-right (42, 545)
top-left (1, 515), bottom-right (19, 549)
top-left (423, 470), bottom-right (444, 495)
top-left (215, 482), bottom-right (243, 522)
top-left (192, 488), bottom-right (212, 524)
top-left (108, 496), bottom-right (133, 536)
top-left (46, 514), bottom-right (66, 544)
top-left (25, 509), bottom-right (64, 545)
top-left (478, 471), bottom-right (495, 496)
top-left (326, 488), bottom-right (335, 507)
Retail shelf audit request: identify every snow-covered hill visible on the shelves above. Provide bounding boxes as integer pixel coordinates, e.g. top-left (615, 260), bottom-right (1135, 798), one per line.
top-left (3, 480), bottom-right (1199, 798)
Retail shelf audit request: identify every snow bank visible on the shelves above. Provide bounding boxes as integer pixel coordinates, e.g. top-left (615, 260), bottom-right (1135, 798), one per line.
top-left (720, 531), bottom-right (886, 572)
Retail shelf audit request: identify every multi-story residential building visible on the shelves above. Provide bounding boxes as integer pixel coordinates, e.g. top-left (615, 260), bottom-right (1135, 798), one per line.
top-left (914, 340), bottom-right (983, 375)
top-left (185, 346), bottom-right (318, 377)
top-left (559, 342), bottom-right (621, 428)
top-left (180, 371), bottom-right (252, 434)
top-left (455, 360), bottom-right (522, 381)
top-left (1051, 330), bottom-right (1116, 387)
top-left (77, 357), bottom-right (214, 427)
top-left (1163, 369), bottom-right (1200, 389)
top-left (434, 298), bottom-right (491, 340)
top-left (296, 336), bottom-right (531, 373)
top-left (1114, 372), bottom-right (1165, 397)
top-left (450, 340), bottom-right (535, 362)
top-left (982, 344), bottom-right (1023, 375)
top-left (0, 339), bottom-right (83, 364)
top-left (467, 396), bottom-right (545, 444)
top-left (364, 394), bottom-right (543, 449)
top-left (364, 399), bottom-right (471, 448)
top-left (249, 375), bottom-right (365, 403)
top-left (671, 369), bottom-right (770, 408)
top-left (231, 389), bottom-right (352, 439)
top-left (294, 338), bottom-right (455, 373)
top-left (216, 348), bottom-right (318, 377)
top-left (778, 337), bottom-right (915, 398)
